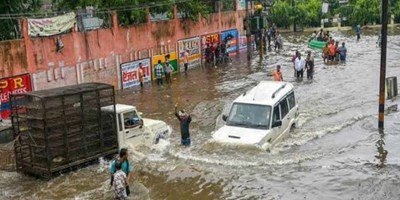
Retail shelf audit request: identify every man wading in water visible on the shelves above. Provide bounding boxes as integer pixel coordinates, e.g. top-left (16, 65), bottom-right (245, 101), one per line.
top-left (110, 148), bottom-right (133, 197)
top-left (174, 103), bottom-right (192, 146)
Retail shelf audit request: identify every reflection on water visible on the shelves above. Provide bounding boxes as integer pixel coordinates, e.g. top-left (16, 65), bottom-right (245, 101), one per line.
top-left (376, 130), bottom-right (388, 168)
top-left (0, 28), bottom-right (400, 199)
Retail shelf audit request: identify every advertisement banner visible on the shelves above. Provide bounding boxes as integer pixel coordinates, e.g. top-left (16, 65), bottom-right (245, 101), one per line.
top-left (151, 52), bottom-right (178, 80)
top-left (221, 29), bottom-right (239, 56)
top-left (237, 0), bottom-right (246, 10)
top-left (239, 35), bottom-right (255, 51)
top-left (201, 32), bottom-right (221, 60)
top-left (28, 12), bottom-right (77, 37)
top-left (120, 58), bottom-right (152, 89)
top-left (177, 37), bottom-right (201, 72)
top-left (0, 74), bottom-right (32, 119)
top-left (239, 35), bottom-right (248, 51)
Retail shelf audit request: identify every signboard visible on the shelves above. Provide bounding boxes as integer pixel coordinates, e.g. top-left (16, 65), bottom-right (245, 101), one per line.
top-left (151, 52), bottom-right (178, 80)
top-left (237, 0), bottom-right (246, 10)
top-left (221, 29), bottom-right (239, 56)
top-left (82, 17), bottom-right (104, 31)
top-left (0, 74), bottom-right (32, 119)
top-left (28, 12), bottom-right (76, 36)
top-left (239, 35), bottom-right (255, 51)
top-left (120, 58), bottom-right (152, 89)
top-left (201, 32), bottom-right (221, 60)
top-left (239, 35), bottom-right (248, 51)
top-left (322, 3), bottom-right (329, 14)
top-left (177, 37), bottom-right (201, 72)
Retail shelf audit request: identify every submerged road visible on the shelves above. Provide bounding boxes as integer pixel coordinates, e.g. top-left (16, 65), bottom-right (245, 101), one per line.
top-left (1, 29), bottom-right (400, 200)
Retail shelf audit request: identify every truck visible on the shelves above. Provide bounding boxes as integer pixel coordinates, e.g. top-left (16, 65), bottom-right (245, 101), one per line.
top-left (10, 83), bottom-right (170, 179)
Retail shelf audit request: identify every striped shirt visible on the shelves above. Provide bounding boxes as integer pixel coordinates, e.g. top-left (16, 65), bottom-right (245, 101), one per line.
top-left (154, 64), bottom-right (164, 78)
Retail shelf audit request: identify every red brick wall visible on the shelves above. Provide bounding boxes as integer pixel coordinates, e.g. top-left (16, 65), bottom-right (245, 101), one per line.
top-left (0, 40), bottom-right (27, 78)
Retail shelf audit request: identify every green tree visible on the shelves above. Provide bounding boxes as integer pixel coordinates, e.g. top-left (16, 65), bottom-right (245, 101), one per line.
top-left (177, 0), bottom-right (211, 21)
top-left (349, 0), bottom-right (380, 25)
top-left (390, 0), bottom-right (400, 22)
top-left (0, 0), bottom-right (43, 40)
top-left (55, 0), bottom-right (212, 25)
top-left (268, 0), bottom-right (291, 28)
top-left (302, 0), bottom-right (323, 27)
top-left (268, 0), bottom-right (322, 29)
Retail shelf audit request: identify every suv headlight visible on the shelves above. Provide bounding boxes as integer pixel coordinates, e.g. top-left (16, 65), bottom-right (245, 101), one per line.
top-left (155, 129), bottom-right (170, 144)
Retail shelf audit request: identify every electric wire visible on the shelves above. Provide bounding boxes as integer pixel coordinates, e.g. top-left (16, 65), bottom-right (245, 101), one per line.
top-left (0, 0), bottom-right (216, 19)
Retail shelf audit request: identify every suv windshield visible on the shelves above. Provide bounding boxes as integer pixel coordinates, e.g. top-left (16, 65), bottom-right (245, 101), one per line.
top-left (226, 103), bottom-right (271, 129)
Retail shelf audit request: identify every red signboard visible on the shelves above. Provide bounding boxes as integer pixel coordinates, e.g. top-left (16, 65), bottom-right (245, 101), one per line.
top-left (0, 74), bottom-right (32, 119)
top-left (201, 33), bottom-right (221, 60)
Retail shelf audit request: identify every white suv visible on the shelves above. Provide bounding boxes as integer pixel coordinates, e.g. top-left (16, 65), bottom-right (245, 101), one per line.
top-left (212, 81), bottom-right (298, 151)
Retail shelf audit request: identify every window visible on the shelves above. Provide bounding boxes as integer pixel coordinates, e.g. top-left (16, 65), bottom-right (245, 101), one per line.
top-left (280, 98), bottom-right (289, 118)
top-left (287, 92), bottom-right (296, 109)
top-left (123, 111), bottom-right (142, 129)
top-left (227, 103), bottom-right (271, 129)
top-left (273, 105), bottom-right (280, 123)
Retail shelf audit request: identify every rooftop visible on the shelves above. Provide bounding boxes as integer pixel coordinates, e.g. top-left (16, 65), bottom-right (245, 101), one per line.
top-left (16, 83), bottom-right (113, 98)
top-left (234, 81), bottom-right (294, 106)
top-left (101, 104), bottom-right (136, 114)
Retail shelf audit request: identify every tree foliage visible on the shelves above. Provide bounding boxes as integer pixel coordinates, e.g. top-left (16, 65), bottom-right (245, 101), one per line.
top-left (177, 0), bottom-right (211, 21)
top-left (269, 0), bottom-right (292, 28)
top-left (349, 0), bottom-right (380, 25)
top-left (0, 0), bottom-right (43, 40)
top-left (268, 0), bottom-right (400, 28)
top-left (269, 0), bottom-right (322, 28)
top-left (56, 0), bottom-right (211, 25)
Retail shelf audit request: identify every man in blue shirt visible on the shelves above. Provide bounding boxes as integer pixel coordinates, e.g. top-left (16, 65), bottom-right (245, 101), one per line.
top-left (174, 103), bottom-right (192, 146)
top-left (338, 42), bottom-right (347, 63)
top-left (356, 25), bottom-right (361, 40)
top-left (110, 148), bottom-right (133, 196)
top-left (154, 60), bottom-right (164, 86)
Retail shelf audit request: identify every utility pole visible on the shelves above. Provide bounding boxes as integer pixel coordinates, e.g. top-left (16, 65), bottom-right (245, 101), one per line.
top-left (245, 0), bottom-right (252, 61)
top-left (260, 28), bottom-right (263, 63)
top-left (254, 3), bottom-right (264, 64)
top-left (378, 0), bottom-right (388, 131)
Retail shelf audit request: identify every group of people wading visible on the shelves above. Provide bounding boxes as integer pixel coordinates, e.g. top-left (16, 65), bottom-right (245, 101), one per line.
top-left (322, 40), bottom-right (347, 64)
top-left (273, 28), bottom-right (352, 83)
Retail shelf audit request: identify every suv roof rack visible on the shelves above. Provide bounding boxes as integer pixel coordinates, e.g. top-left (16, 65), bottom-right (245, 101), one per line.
top-left (271, 83), bottom-right (286, 99)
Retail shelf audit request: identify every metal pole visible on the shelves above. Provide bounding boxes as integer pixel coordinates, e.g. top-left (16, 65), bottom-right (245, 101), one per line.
top-left (378, 0), bottom-right (388, 130)
top-left (260, 28), bottom-right (263, 63)
top-left (246, 0), bottom-right (252, 61)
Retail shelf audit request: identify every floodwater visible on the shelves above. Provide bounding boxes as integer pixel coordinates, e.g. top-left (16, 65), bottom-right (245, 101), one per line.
top-left (1, 28), bottom-right (400, 200)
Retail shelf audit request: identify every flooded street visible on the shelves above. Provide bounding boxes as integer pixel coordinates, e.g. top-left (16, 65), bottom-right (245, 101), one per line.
top-left (1, 29), bottom-right (400, 200)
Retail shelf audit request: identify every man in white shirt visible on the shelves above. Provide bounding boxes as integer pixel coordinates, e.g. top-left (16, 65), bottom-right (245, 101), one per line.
top-left (183, 50), bottom-right (189, 73)
top-left (165, 60), bottom-right (173, 84)
top-left (295, 52), bottom-right (306, 81)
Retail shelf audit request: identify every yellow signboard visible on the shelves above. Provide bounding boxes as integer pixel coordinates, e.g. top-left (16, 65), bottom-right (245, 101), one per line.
top-left (151, 52), bottom-right (178, 80)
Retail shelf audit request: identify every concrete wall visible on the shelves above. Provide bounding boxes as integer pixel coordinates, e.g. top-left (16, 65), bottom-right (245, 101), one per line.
top-left (0, 40), bottom-right (27, 78)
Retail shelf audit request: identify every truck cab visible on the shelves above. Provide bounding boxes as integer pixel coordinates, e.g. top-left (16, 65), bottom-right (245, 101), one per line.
top-left (101, 104), bottom-right (170, 149)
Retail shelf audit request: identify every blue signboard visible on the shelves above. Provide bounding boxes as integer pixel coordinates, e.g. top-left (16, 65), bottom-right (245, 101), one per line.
top-left (221, 29), bottom-right (239, 56)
